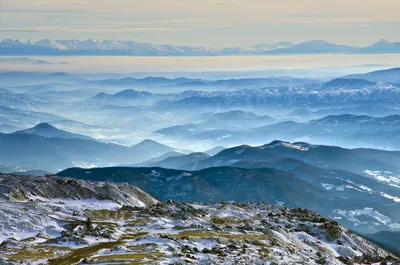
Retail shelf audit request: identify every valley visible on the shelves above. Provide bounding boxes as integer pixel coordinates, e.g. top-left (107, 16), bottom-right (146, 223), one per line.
top-left (1, 49), bottom-right (400, 265)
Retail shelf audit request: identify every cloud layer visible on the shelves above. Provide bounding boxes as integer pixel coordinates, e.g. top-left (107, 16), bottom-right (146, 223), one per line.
top-left (1, 0), bottom-right (399, 47)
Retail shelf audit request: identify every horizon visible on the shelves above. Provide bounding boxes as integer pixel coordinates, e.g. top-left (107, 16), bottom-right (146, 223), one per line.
top-left (1, 0), bottom-right (400, 47)
top-left (0, 38), bottom-right (398, 49)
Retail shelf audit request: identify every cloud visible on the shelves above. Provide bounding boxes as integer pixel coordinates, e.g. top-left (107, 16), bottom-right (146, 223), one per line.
top-left (1, 27), bottom-right (192, 33)
top-left (290, 24), bottom-right (368, 28)
top-left (215, 25), bottom-right (245, 28)
top-left (2, 0), bottom-right (400, 23)
top-left (1, 0), bottom-right (399, 46)
top-left (1, 27), bottom-right (67, 32)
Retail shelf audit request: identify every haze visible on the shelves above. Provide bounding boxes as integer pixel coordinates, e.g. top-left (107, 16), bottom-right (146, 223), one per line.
top-left (1, 0), bottom-right (400, 47)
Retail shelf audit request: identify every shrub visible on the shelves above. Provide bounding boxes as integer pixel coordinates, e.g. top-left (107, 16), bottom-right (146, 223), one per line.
top-left (210, 216), bottom-right (226, 225)
top-left (324, 221), bottom-right (341, 241)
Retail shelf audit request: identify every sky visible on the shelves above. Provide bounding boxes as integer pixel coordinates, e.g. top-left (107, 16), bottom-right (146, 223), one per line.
top-left (1, 0), bottom-right (400, 47)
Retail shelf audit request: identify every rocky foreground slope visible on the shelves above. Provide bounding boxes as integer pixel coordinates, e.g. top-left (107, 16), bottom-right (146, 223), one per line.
top-left (0, 174), bottom-right (398, 265)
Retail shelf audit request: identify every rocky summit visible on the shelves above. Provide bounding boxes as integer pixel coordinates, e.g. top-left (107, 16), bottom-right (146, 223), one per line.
top-left (0, 174), bottom-right (398, 265)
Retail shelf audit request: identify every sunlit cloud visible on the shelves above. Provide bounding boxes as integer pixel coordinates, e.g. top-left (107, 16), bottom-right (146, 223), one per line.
top-left (1, 0), bottom-right (399, 46)
top-left (3, 0), bottom-right (400, 22)
top-left (1, 27), bottom-right (192, 33)
top-left (1, 27), bottom-right (68, 32)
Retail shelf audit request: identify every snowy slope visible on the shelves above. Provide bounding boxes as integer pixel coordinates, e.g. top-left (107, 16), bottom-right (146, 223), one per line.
top-left (0, 174), bottom-right (397, 264)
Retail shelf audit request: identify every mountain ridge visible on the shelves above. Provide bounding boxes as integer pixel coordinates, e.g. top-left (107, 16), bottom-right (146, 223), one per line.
top-left (57, 163), bottom-right (400, 234)
top-left (12, 122), bottom-right (95, 141)
top-left (0, 129), bottom-right (184, 171)
top-left (2, 39), bottom-right (400, 55)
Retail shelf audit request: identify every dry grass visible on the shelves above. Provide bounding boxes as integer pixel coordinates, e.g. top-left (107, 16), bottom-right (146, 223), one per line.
top-left (93, 252), bottom-right (164, 262)
top-left (119, 231), bottom-right (149, 241)
top-left (125, 218), bottom-right (149, 226)
top-left (126, 243), bottom-right (159, 251)
top-left (9, 190), bottom-right (29, 201)
top-left (210, 216), bottom-right (246, 225)
top-left (47, 241), bottom-right (123, 265)
top-left (172, 230), bottom-right (267, 240)
top-left (5, 246), bottom-right (70, 262)
top-left (87, 209), bottom-right (134, 221)
top-left (112, 261), bottom-right (154, 265)
top-left (29, 232), bottom-right (152, 265)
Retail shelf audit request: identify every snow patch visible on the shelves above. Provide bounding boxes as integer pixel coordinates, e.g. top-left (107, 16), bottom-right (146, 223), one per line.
top-left (334, 208), bottom-right (392, 226)
top-left (380, 192), bottom-right (400, 203)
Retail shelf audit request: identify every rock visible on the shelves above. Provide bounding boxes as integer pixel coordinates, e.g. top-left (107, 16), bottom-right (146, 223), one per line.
top-left (36, 232), bottom-right (52, 239)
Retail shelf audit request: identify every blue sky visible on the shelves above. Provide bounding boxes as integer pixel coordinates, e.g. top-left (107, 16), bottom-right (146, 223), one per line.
top-left (1, 0), bottom-right (399, 47)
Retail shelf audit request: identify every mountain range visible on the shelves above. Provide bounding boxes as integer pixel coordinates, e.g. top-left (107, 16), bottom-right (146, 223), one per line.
top-left (2, 39), bottom-right (400, 55)
top-left (363, 231), bottom-right (400, 256)
top-left (84, 89), bottom-right (159, 107)
top-left (149, 79), bottom-right (400, 115)
top-left (58, 150), bottom-right (400, 234)
top-left (154, 114), bottom-right (400, 150)
top-left (0, 124), bottom-right (185, 171)
top-left (139, 140), bottom-right (400, 173)
top-left (345, 67), bottom-right (400, 84)
top-left (50, 139), bottom-right (400, 235)
top-left (155, 110), bottom-right (278, 136)
top-left (2, 68), bottom-right (400, 149)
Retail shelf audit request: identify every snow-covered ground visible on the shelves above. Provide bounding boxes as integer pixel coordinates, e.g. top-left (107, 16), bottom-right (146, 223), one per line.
top-left (1, 199), bottom-right (397, 265)
top-left (0, 174), bottom-right (398, 264)
top-left (365, 170), bottom-right (400, 189)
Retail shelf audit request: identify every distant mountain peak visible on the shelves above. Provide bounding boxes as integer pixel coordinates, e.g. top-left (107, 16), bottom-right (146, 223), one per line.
top-left (251, 41), bottom-right (295, 51)
top-left (187, 152), bottom-right (210, 158)
top-left (143, 76), bottom-right (169, 81)
top-left (138, 139), bottom-right (159, 145)
top-left (133, 139), bottom-right (173, 150)
top-left (376, 39), bottom-right (391, 44)
top-left (130, 139), bottom-right (179, 160)
top-left (324, 78), bottom-right (375, 87)
top-left (33, 122), bottom-right (56, 130)
top-left (261, 140), bottom-right (315, 151)
top-left (369, 39), bottom-right (393, 48)
top-left (343, 66), bottom-right (400, 83)
top-left (94, 92), bottom-right (109, 98)
top-left (264, 140), bottom-right (287, 146)
top-left (114, 89), bottom-right (140, 97)
top-left (47, 72), bottom-right (69, 77)
top-left (12, 123), bottom-right (94, 141)
top-left (2, 39), bottom-right (22, 45)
